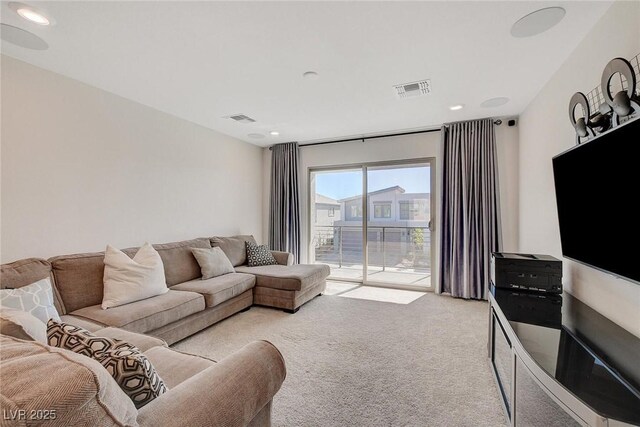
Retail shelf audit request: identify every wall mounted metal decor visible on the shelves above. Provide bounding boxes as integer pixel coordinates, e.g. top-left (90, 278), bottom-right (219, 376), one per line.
top-left (569, 53), bottom-right (639, 145)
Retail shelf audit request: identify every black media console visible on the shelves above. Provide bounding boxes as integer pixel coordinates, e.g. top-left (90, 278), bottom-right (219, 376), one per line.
top-left (488, 285), bottom-right (640, 426)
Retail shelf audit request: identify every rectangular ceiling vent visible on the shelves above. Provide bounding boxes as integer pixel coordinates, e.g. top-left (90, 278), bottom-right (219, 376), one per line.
top-left (394, 79), bottom-right (431, 99)
top-left (224, 114), bottom-right (256, 123)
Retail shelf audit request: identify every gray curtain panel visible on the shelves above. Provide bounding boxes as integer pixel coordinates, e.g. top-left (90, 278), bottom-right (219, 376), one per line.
top-left (269, 142), bottom-right (301, 263)
top-left (438, 118), bottom-right (502, 300)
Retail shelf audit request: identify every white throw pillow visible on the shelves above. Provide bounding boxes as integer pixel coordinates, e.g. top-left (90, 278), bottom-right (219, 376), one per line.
top-left (102, 243), bottom-right (168, 309)
top-left (0, 307), bottom-right (47, 343)
top-left (0, 278), bottom-right (61, 324)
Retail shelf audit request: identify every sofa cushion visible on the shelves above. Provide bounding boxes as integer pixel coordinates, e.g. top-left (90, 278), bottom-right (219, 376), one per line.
top-left (60, 314), bottom-right (104, 332)
top-left (71, 290), bottom-right (205, 333)
top-left (153, 238), bottom-right (211, 286)
top-left (1, 258), bottom-right (52, 288)
top-left (144, 346), bottom-right (215, 389)
top-left (210, 235), bottom-right (256, 267)
top-left (235, 264), bottom-right (331, 291)
top-left (1, 257), bottom-right (65, 314)
top-left (95, 327), bottom-right (167, 352)
top-left (0, 335), bottom-right (138, 426)
top-left (171, 273), bottom-right (256, 308)
top-left (50, 251), bottom-right (110, 313)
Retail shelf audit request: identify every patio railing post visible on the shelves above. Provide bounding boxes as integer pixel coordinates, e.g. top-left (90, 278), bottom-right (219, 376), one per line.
top-left (382, 227), bottom-right (386, 272)
top-left (339, 226), bottom-right (343, 268)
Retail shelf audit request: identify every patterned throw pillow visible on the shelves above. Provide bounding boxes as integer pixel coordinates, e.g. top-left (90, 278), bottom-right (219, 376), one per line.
top-left (0, 278), bottom-right (61, 324)
top-left (47, 320), bottom-right (167, 408)
top-left (245, 241), bottom-right (278, 267)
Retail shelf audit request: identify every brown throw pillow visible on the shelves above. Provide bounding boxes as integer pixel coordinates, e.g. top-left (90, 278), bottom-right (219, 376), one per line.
top-left (245, 241), bottom-right (278, 267)
top-left (47, 320), bottom-right (167, 408)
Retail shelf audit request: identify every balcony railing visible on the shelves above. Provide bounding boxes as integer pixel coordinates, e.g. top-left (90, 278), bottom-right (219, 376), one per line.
top-left (312, 225), bottom-right (431, 272)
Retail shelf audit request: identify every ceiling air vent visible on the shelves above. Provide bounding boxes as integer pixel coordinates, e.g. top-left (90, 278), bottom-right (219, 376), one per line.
top-left (394, 80), bottom-right (431, 99)
top-left (224, 114), bottom-right (256, 123)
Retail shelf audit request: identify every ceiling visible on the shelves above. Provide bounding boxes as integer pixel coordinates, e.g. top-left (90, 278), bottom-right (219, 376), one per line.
top-left (1, 1), bottom-right (612, 146)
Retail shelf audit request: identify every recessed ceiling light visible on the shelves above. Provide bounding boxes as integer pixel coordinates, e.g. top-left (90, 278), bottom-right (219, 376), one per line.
top-left (18, 8), bottom-right (49, 25)
top-left (9, 3), bottom-right (53, 26)
top-left (248, 133), bottom-right (265, 139)
top-left (481, 97), bottom-right (510, 108)
top-left (303, 71), bottom-right (319, 80)
top-left (269, 131), bottom-right (280, 136)
top-left (0, 23), bottom-right (48, 50)
top-left (511, 7), bottom-right (566, 38)
top-left (449, 104), bottom-right (464, 111)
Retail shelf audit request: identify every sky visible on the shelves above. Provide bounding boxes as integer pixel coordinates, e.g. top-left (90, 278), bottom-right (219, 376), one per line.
top-left (314, 166), bottom-right (430, 200)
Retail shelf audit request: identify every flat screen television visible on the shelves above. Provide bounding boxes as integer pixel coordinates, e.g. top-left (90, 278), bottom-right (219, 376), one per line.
top-left (552, 117), bottom-right (640, 285)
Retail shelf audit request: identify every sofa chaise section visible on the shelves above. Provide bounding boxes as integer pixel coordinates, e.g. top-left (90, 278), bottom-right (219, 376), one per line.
top-left (212, 235), bottom-right (330, 313)
top-left (236, 264), bottom-right (330, 312)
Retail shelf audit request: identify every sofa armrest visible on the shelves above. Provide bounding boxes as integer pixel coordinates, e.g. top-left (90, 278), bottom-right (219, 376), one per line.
top-left (271, 251), bottom-right (294, 266)
top-left (137, 340), bottom-right (286, 427)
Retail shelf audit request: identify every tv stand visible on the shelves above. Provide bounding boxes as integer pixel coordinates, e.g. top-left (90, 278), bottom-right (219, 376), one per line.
top-left (488, 285), bottom-right (640, 426)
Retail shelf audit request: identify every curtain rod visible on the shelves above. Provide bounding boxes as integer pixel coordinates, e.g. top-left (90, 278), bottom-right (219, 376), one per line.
top-left (268, 128), bottom-right (439, 150)
top-left (268, 119), bottom-right (503, 150)
top-left (300, 128), bottom-right (440, 148)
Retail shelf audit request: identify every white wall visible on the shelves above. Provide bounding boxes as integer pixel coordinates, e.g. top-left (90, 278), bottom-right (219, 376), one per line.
top-left (518, 1), bottom-right (640, 337)
top-left (262, 122), bottom-right (520, 287)
top-left (1, 56), bottom-right (264, 262)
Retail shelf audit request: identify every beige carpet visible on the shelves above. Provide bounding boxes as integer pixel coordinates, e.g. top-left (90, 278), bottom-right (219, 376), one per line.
top-left (173, 283), bottom-right (508, 427)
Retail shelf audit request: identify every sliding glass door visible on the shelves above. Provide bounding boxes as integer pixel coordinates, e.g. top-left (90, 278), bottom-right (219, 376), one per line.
top-left (309, 159), bottom-right (434, 289)
top-left (365, 163), bottom-right (432, 287)
top-left (309, 168), bottom-right (364, 282)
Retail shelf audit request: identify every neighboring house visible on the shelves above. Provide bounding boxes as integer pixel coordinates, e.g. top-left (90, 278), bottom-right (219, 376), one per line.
top-left (335, 186), bottom-right (430, 227)
top-left (314, 193), bottom-right (341, 226)
top-left (319, 186), bottom-right (431, 268)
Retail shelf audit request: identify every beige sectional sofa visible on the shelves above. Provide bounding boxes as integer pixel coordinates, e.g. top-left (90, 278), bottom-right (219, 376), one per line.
top-left (0, 234), bottom-right (330, 426)
top-left (39, 235), bottom-right (328, 344)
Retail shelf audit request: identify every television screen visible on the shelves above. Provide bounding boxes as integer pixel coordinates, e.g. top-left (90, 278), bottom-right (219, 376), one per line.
top-left (552, 117), bottom-right (640, 284)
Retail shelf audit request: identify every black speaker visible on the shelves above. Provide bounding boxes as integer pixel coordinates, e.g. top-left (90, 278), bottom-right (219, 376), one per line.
top-left (508, 119), bottom-right (516, 127)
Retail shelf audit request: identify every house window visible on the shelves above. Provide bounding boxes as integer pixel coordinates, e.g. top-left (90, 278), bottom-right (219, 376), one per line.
top-left (328, 208), bottom-right (335, 217)
top-left (399, 202), bottom-right (410, 220)
top-left (349, 205), bottom-right (362, 219)
top-left (374, 204), bottom-right (391, 218)
top-left (400, 200), bottom-right (428, 220)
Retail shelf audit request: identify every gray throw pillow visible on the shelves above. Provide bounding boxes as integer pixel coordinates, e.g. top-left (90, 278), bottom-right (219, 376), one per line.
top-left (245, 241), bottom-right (278, 267)
top-left (191, 247), bottom-right (235, 279)
top-left (0, 278), bottom-right (61, 324)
